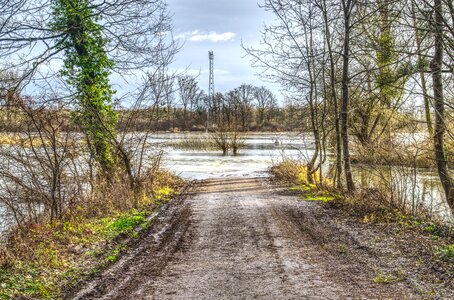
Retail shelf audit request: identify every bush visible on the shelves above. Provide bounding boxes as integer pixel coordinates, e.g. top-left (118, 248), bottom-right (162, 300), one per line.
top-left (269, 159), bottom-right (307, 185)
top-left (0, 168), bottom-right (185, 299)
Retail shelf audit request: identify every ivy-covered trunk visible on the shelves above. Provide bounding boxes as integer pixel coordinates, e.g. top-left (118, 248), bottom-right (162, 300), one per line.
top-left (51, 0), bottom-right (118, 176)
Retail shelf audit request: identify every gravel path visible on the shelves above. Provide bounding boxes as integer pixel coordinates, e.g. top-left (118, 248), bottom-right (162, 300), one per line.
top-left (68, 177), bottom-right (417, 299)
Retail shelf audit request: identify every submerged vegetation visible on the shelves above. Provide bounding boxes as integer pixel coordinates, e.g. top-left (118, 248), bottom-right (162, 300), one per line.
top-left (168, 133), bottom-right (245, 155)
top-left (169, 135), bottom-right (218, 151)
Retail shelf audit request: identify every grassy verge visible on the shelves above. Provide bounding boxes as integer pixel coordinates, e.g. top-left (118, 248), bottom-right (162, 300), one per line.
top-left (0, 170), bottom-right (185, 299)
top-left (269, 160), bottom-right (340, 204)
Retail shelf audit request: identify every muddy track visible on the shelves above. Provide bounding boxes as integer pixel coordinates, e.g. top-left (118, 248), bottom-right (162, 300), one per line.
top-left (67, 177), bottom-right (421, 299)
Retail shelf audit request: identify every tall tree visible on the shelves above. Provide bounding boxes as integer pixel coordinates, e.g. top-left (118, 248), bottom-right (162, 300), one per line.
top-left (52, 0), bottom-right (117, 174)
top-left (254, 86), bottom-right (277, 128)
top-left (410, 0), bottom-right (433, 136)
top-left (316, 0), bottom-right (343, 189)
top-left (431, 0), bottom-right (454, 212)
top-left (235, 84), bottom-right (255, 131)
top-left (340, 0), bottom-right (356, 192)
top-left (177, 75), bottom-right (199, 131)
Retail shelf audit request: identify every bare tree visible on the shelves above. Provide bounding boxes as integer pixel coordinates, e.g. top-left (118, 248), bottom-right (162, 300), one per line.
top-left (340, 0), bottom-right (357, 192)
top-left (315, 0), bottom-right (343, 188)
top-left (177, 74), bottom-right (199, 131)
top-left (234, 84), bottom-right (255, 131)
top-left (254, 86), bottom-right (277, 129)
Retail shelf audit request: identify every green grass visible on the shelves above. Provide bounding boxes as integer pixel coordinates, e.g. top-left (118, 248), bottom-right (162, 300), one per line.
top-left (0, 210), bottom-right (151, 299)
top-left (290, 183), bottom-right (337, 203)
top-left (372, 271), bottom-right (405, 284)
top-left (104, 245), bottom-right (127, 264)
top-left (89, 211), bottom-right (148, 240)
top-left (304, 194), bottom-right (336, 203)
top-left (435, 244), bottom-right (454, 261)
top-left (0, 267), bottom-right (54, 299)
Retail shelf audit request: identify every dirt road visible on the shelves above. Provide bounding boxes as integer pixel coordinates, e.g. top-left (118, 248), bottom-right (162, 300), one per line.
top-left (68, 177), bottom-right (418, 299)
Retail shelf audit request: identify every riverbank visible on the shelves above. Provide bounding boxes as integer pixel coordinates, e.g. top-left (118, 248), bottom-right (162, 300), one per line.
top-left (0, 170), bottom-right (186, 299)
top-left (269, 161), bottom-right (453, 297)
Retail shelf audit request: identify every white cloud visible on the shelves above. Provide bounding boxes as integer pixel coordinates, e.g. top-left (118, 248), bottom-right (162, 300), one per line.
top-left (176, 30), bottom-right (236, 42)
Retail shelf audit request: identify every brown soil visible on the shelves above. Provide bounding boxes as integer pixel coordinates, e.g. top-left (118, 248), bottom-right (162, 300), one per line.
top-left (65, 177), bottom-right (452, 299)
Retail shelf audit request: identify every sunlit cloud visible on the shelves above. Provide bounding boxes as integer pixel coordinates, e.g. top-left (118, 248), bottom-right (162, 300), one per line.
top-left (176, 30), bottom-right (236, 42)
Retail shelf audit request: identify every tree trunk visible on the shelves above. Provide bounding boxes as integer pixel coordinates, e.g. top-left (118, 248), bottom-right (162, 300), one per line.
top-left (341, 0), bottom-right (355, 192)
top-left (320, 0), bottom-right (343, 189)
top-left (411, 0), bottom-right (433, 136)
top-left (432, 0), bottom-right (454, 211)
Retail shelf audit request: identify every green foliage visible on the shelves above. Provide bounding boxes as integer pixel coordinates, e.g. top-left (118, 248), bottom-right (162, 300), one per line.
top-left (108, 214), bottom-right (146, 234)
top-left (154, 186), bottom-right (174, 202)
top-left (376, 31), bottom-right (403, 105)
top-left (91, 211), bottom-right (148, 240)
top-left (435, 244), bottom-right (454, 261)
top-left (372, 271), bottom-right (404, 284)
top-left (0, 267), bottom-right (54, 299)
top-left (304, 194), bottom-right (336, 203)
top-left (424, 223), bottom-right (441, 235)
top-left (51, 0), bottom-right (118, 173)
top-left (104, 245), bottom-right (127, 264)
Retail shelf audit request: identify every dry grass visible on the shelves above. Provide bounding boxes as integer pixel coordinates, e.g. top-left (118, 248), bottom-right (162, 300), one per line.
top-left (0, 169), bottom-right (185, 299)
top-left (168, 135), bottom-right (217, 151)
top-left (269, 159), bottom-right (307, 185)
top-left (269, 160), bottom-right (452, 234)
top-left (350, 138), bottom-right (435, 169)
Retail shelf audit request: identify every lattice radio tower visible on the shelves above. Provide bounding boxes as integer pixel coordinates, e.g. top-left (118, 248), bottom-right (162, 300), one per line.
top-left (207, 51), bottom-right (214, 132)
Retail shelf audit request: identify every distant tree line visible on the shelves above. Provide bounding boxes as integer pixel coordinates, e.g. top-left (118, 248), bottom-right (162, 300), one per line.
top-left (117, 77), bottom-right (302, 132)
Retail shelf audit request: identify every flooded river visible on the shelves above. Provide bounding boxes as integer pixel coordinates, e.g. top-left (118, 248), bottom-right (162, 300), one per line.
top-left (0, 132), bottom-right (452, 233)
top-left (152, 132), bottom-right (309, 180)
top-left (151, 132), bottom-right (452, 223)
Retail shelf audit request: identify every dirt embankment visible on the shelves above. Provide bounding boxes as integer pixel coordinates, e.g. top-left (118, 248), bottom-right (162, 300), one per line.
top-left (65, 177), bottom-right (452, 299)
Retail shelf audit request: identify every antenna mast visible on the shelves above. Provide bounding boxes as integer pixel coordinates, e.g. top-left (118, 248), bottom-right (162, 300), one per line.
top-left (207, 51), bottom-right (214, 132)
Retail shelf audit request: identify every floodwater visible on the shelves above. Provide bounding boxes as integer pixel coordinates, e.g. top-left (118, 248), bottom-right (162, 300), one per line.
top-left (151, 132), bottom-right (452, 223)
top-left (0, 132), bottom-right (452, 233)
top-left (151, 132), bottom-right (312, 180)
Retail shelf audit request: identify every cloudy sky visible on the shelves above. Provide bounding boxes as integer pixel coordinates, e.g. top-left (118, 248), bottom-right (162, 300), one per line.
top-left (167, 0), bottom-right (281, 98)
